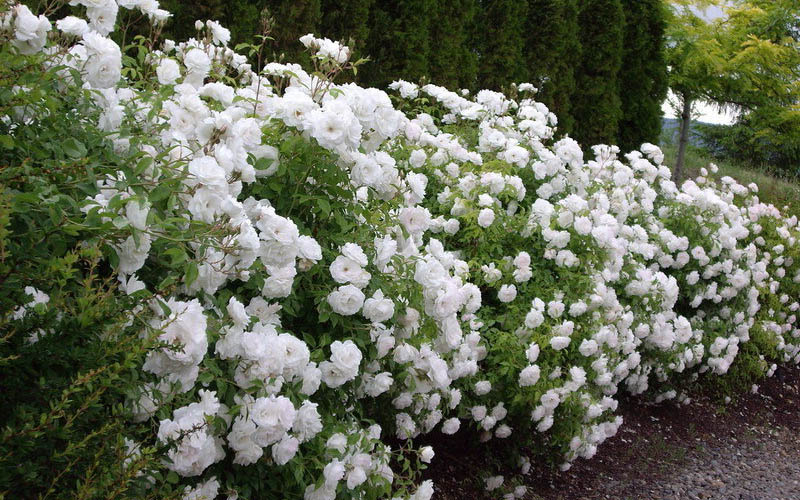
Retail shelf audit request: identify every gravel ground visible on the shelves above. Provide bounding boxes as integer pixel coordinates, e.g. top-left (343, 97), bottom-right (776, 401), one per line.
top-left (424, 365), bottom-right (800, 500)
top-left (586, 425), bottom-right (800, 500)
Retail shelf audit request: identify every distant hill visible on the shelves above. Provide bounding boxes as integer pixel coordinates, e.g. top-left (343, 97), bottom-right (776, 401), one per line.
top-left (660, 117), bottom-right (722, 148)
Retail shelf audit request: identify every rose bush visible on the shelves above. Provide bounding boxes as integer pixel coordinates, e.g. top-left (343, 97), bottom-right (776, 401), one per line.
top-left (1, 2), bottom-right (799, 499)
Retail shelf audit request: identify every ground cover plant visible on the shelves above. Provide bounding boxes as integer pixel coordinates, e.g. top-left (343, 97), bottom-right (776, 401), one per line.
top-left (1, 2), bottom-right (799, 499)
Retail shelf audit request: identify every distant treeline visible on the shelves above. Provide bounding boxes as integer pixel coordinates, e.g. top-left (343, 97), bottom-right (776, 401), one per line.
top-left (158, 0), bottom-right (668, 152)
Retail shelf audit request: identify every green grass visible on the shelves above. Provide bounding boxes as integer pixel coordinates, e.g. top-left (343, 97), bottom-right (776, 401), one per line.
top-left (660, 142), bottom-right (800, 217)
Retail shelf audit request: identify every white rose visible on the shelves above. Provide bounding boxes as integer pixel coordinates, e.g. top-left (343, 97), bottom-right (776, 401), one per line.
top-left (419, 446), bottom-right (435, 463)
top-left (183, 48), bottom-right (211, 74)
top-left (477, 208), bottom-right (495, 228)
top-left (519, 365), bottom-right (541, 386)
top-left (320, 340), bottom-right (362, 387)
top-left (327, 285), bottom-right (365, 316)
top-left (56, 16), bottom-right (88, 36)
top-left (474, 380), bottom-right (492, 395)
top-left (272, 434), bottom-right (299, 465)
top-left (250, 395), bottom-right (296, 442)
top-left (300, 363), bottom-right (322, 395)
top-left (441, 418), bottom-right (460, 434)
top-left (156, 58), bottom-right (180, 85)
top-left (550, 336), bottom-right (571, 351)
top-left (498, 284), bottom-right (517, 303)
top-left (323, 458), bottom-right (345, 485)
top-left (329, 255), bottom-right (370, 287)
top-left (362, 289), bottom-right (395, 323)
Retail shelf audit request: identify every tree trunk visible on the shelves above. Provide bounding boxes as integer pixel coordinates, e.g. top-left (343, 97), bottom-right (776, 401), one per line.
top-left (673, 95), bottom-right (692, 183)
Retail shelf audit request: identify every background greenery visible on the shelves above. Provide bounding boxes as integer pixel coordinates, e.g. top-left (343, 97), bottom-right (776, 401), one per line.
top-left (151, 0), bottom-right (668, 149)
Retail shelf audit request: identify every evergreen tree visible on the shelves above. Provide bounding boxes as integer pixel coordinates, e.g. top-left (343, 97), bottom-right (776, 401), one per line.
top-left (360, 0), bottom-right (435, 89)
top-left (617, 0), bottom-right (668, 153)
top-left (159, 0), bottom-right (228, 43)
top-left (319, 0), bottom-right (374, 48)
top-left (571, 0), bottom-right (624, 147)
top-left (524, 0), bottom-right (581, 136)
top-left (319, 0), bottom-right (374, 83)
top-left (428, 0), bottom-right (480, 89)
top-left (478, 0), bottom-right (529, 91)
top-left (264, 0), bottom-right (322, 64)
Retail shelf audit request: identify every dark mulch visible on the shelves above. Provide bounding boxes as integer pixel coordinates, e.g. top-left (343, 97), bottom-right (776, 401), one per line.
top-left (421, 365), bottom-right (800, 499)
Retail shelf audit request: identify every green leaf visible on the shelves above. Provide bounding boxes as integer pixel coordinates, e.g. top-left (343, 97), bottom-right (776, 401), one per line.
top-left (185, 261), bottom-right (199, 287)
top-left (149, 184), bottom-right (171, 202)
top-left (62, 138), bottom-right (87, 158)
top-left (315, 197), bottom-right (331, 216)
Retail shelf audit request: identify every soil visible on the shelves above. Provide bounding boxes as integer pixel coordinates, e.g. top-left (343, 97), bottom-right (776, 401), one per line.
top-left (422, 365), bottom-right (800, 500)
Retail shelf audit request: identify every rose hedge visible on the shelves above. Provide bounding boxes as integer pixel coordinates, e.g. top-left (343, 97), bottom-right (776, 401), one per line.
top-left (1, 2), bottom-right (799, 499)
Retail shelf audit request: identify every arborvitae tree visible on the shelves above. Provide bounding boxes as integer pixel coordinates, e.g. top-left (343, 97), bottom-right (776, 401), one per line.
top-left (359, 0), bottom-right (435, 89)
top-left (263, 0), bottom-right (322, 64)
top-left (571, 0), bottom-right (624, 147)
top-left (159, 0), bottom-right (229, 43)
top-left (524, 0), bottom-right (581, 136)
top-left (319, 0), bottom-right (373, 48)
top-left (478, 0), bottom-right (529, 90)
top-left (617, 0), bottom-right (668, 153)
top-left (158, 1), bottom-right (314, 62)
top-left (428, 0), bottom-right (480, 89)
top-left (318, 0), bottom-right (374, 83)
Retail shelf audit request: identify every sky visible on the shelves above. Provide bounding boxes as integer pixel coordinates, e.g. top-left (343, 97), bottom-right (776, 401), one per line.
top-left (661, 4), bottom-right (736, 125)
top-left (661, 92), bottom-right (738, 125)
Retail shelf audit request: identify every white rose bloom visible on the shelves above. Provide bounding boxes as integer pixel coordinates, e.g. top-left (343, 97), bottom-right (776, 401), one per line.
top-left (329, 255), bottom-right (370, 287)
top-left (362, 289), bottom-right (395, 323)
top-left (320, 340), bottom-right (362, 387)
top-left (323, 459), bottom-right (345, 486)
top-left (341, 242), bottom-right (369, 267)
top-left (300, 363), bottom-right (322, 395)
top-left (346, 466), bottom-right (367, 489)
top-left (251, 395), bottom-right (296, 443)
top-left (443, 218), bottom-right (460, 235)
top-left (156, 58), bottom-right (181, 85)
top-left (87, 1), bottom-right (118, 36)
top-left (272, 434), bottom-right (299, 465)
top-left (498, 284), bottom-right (517, 303)
top-left (441, 417), bottom-right (460, 434)
top-left (183, 47), bottom-right (211, 82)
top-left (226, 297), bottom-right (250, 328)
top-left (485, 476), bottom-right (504, 491)
top-left (327, 285), bottom-right (365, 316)
top-left (477, 208), bottom-right (495, 228)
top-left (297, 235), bottom-right (322, 262)
top-left (81, 32), bottom-right (122, 89)
top-left (262, 265), bottom-right (297, 298)
top-left (56, 16), bottom-right (88, 36)
top-left (206, 20), bottom-right (231, 46)
top-left (519, 365), bottom-right (541, 386)
top-left (550, 335), bottom-right (571, 351)
top-left (12, 5), bottom-right (51, 55)
top-left (412, 480), bottom-right (435, 500)
top-left (474, 380), bottom-right (492, 395)
top-left (419, 446), bottom-right (435, 463)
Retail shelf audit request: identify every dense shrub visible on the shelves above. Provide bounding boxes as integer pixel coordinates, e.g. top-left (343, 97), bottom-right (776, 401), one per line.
top-left (697, 110), bottom-right (800, 177)
top-left (1, 3), bottom-right (799, 500)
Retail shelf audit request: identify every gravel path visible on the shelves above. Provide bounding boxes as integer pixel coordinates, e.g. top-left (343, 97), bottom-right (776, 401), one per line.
top-left (590, 425), bottom-right (800, 500)
top-left (425, 366), bottom-right (800, 500)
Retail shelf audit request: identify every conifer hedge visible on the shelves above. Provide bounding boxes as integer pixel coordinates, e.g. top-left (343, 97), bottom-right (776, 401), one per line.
top-left (144, 0), bottom-right (668, 148)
